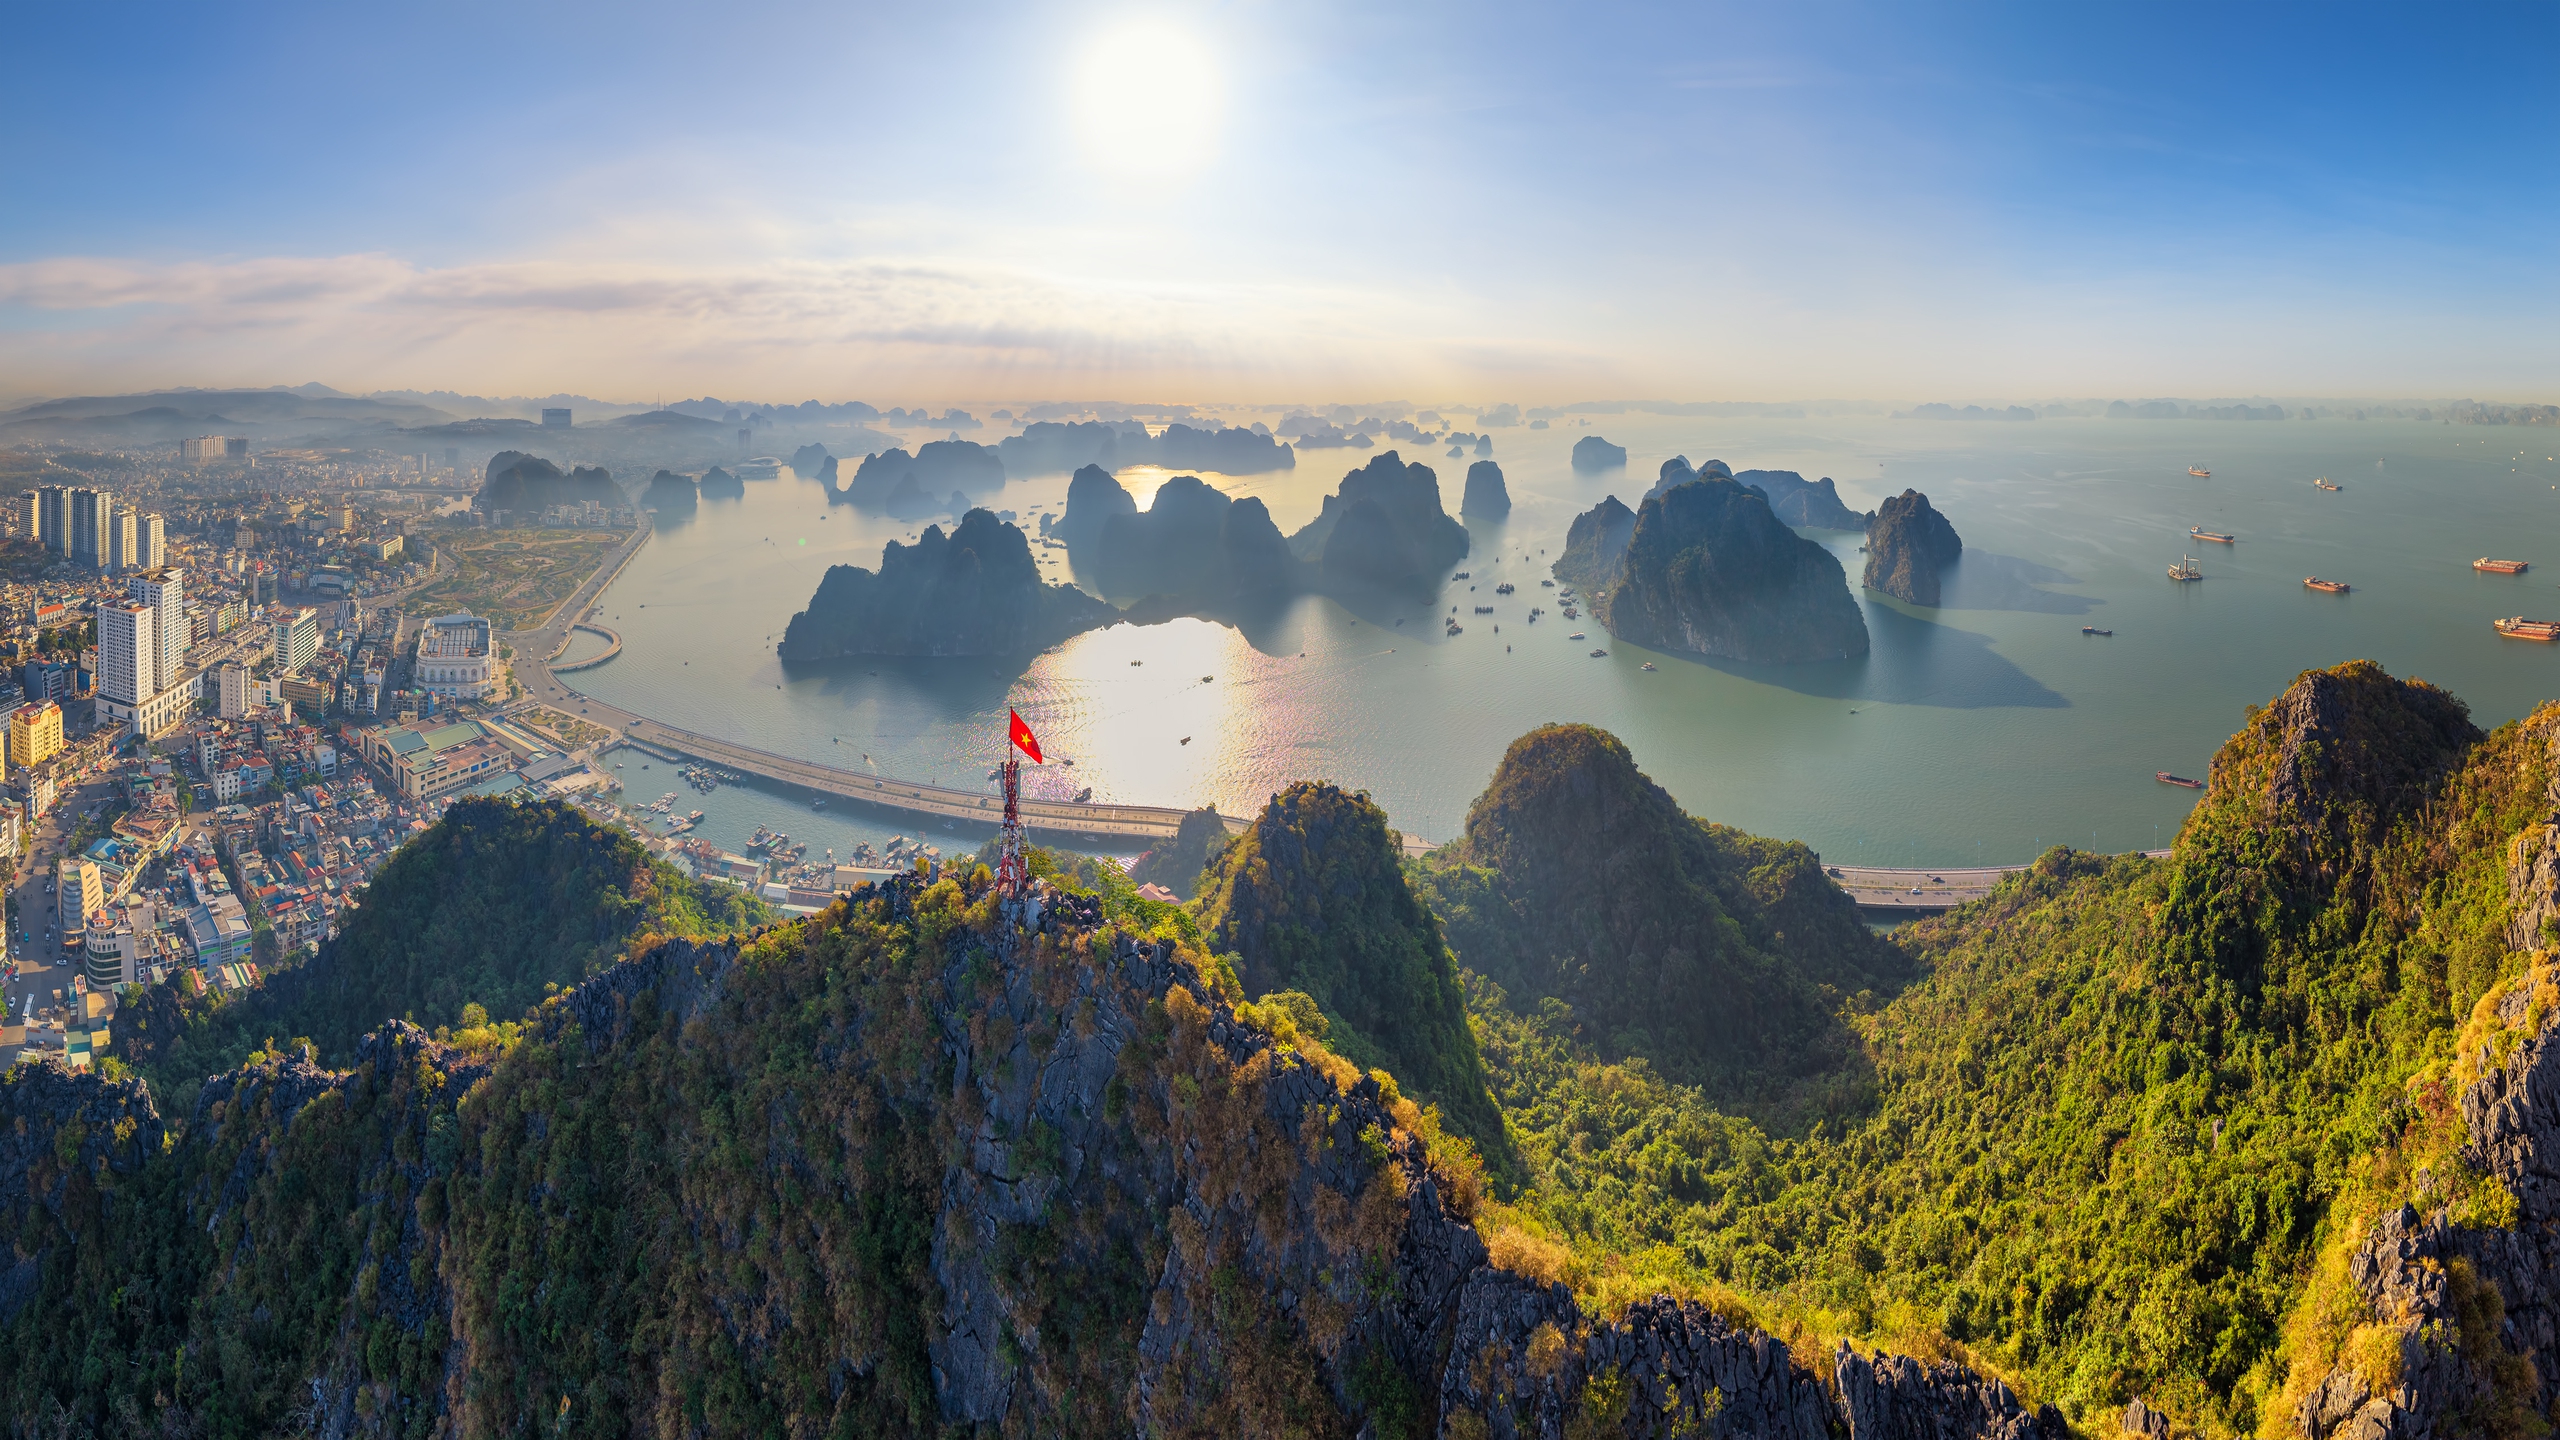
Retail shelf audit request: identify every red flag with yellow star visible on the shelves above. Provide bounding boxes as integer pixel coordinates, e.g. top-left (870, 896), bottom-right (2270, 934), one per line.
top-left (1008, 709), bottom-right (1043, 764)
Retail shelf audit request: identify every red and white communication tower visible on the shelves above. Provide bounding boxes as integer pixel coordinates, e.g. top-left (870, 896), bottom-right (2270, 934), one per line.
top-left (998, 709), bottom-right (1043, 896)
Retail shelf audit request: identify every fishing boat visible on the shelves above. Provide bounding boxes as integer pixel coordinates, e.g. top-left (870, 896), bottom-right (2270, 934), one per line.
top-left (2082, 626), bottom-right (2113, 636)
top-left (1494, 583), bottom-right (1515, 595)
top-left (2169, 556), bottom-right (2202, 582)
top-left (2190, 528), bottom-right (2236, 544)
top-left (1473, 605), bottom-right (1495, 614)
top-left (2157, 772), bottom-right (2205, 789)
top-left (2494, 616), bottom-right (2560, 641)
top-left (2476, 558), bottom-right (2531, 574)
top-left (2313, 477), bottom-right (2341, 491)
top-left (1639, 662), bottom-right (1657, 671)
top-left (2189, 465), bottom-right (2211, 477)
top-left (1567, 632), bottom-right (1586, 640)
top-left (1588, 648), bottom-right (1609, 658)
top-left (2304, 577), bottom-right (2350, 594)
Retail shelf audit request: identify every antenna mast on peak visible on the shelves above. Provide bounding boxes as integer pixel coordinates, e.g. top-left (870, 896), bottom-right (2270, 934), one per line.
top-left (996, 755), bottom-right (1027, 897)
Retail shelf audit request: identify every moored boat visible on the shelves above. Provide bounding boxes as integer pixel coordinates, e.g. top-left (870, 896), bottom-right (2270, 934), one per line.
top-left (2082, 626), bottom-right (2113, 635)
top-left (2313, 477), bottom-right (2341, 491)
top-left (2188, 466), bottom-right (2211, 477)
top-left (2190, 527), bottom-right (2235, 544)
top-left (2169, 556), bottom-right (2202, 581)
top-left (2494, 616), bottom-right (2560, 641)
top-left (2476, 558), bottom-right (2530, 574)
top-left (2304, 577), bottom-right (2350, 594)
top-left (2157, 772), bottom-right (2205, 789)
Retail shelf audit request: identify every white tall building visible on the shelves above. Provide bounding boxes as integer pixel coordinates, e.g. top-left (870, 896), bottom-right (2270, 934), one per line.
top-left (129, 568), bottom-right (186, 695)
top-left (108, 510), bottom-right (137, 572)
top-left (96, 598), bottom-right (186, 737)
top-left (136, 514), bottom-right (165, 570)
top-left (97, 600), bottom-right (153, 707)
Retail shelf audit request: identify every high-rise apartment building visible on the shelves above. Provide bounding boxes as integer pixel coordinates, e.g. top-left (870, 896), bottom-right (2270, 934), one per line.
top-left (97, 601), bottom-right (153, 706)
top-left (35, 486), bottom-right (67, 556)
top-left (69, 489), bottom-right (113, 568)
top-left (108, 510), bottom-right (136, 571)
top-left (10, 491), bottom-right (33, 541)
top-left (129, 569), bottom-right (186, 696)
top-left (96, 599), bottom-right (184, 735)
top-left (276, 606), bottom-right (319, 673)
top-left (137, 513), bottom-right (165, 570)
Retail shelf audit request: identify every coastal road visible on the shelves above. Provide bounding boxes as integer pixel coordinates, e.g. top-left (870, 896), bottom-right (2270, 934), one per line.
top-left (1831, 851), bottom-right (2172, 914)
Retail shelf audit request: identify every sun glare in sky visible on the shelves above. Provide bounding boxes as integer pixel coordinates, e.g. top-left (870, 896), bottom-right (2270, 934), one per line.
top-left (1072, 18), bottom-right (1223, 179)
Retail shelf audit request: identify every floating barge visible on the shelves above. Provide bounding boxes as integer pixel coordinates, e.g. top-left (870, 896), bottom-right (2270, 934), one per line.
top-left (2157, 772), bottom-right (2205, 789)
top-left (2476, 558), bottom-right (2531, 574)
top-left (2494, 616), bottom-right (2560, 642)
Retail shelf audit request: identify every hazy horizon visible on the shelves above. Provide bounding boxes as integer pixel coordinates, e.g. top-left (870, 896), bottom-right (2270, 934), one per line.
top-left (6, 1), bottom-right (2556, 403)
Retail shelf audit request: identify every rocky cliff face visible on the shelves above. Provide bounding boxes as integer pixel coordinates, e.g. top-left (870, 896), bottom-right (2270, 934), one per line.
top-left (1594, 477), bottom-right (1869, 663)
top-left (779, 508), bottom-right (1116, 657)
top-left (1570, 435), bottom-right (1627, 472)
top-left (478, 452), bottom-right (621, 518)
top-left (1414, 723), bottom-right (1901, 1092)
top-left (1126, 806), bottom-right (1233, 899)
top-left (791, 442), bottom-right (834, 476)
top-left (1862, 489), bottom-right (1964, 606)
top-left (1089, 474), bottom-right (1303, 608)
top-left (844, 439), bottom-right (1006, 504)
top-left (1, 862), bottom-right (2076, 1437)
top-left (0, 1061), bottom-right (163, 1325)
top-left (2286, 714), bottom-right (2560, 1440)
top-left (1055, 462), bottom-right (1139, 550)
top-left (1552, 495), bottom-right (1635, 593)
top-left (640, 468), bottom-right (698, 514)
top-left (1287, 452), bottom-right (1471, 588)
top-left (1740, 469), bottom-right (1871, 530)
top-left (1462, 461), bottom-right (1510, 517)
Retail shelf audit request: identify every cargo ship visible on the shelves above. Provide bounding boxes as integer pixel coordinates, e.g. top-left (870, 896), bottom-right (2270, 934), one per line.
top-left (2304, 576), bottom-right (2350, 594)
top-left (2188, 466), bottom-right (2211, 477)
top-left (2082, 626), bottom-right (2113, 636)
top-left (2313, 477), bottom-right (2341, 491)
top-left (2190, 527), bottom-right (2235, 544)
top-left (2476, 558), bottom-right (2531, 574)
top-left (2157, 772), bottom-right (2205, 789)
top-left (2169, 555), bottom-right (2202, 581)
top-left (2494, 616), bottom-right (2560, 642)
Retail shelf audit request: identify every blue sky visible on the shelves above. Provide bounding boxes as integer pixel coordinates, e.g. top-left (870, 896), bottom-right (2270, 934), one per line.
top-left (3, 0), bottom-right (2552, 403)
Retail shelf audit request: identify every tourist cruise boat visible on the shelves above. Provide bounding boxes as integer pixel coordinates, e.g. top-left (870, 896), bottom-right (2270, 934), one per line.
top-left (2188, 465), bottom-right (2211, 477)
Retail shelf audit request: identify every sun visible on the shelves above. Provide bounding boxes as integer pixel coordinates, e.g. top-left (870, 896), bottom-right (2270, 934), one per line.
top-left (1071, 19), bottom-right (1224, 179)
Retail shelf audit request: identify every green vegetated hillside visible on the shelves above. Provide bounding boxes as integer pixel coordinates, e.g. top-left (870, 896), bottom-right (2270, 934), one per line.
top-left (1195, 781), bottom-right (1506, 1157)
top-left (9, 659), bottom-right (2560, 1440)
top-left (114, 798), bottom-right (767, 1106)
top-left (1425, 663), bottom-right (2556, 1437)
